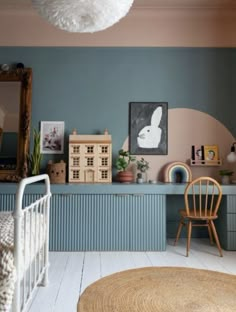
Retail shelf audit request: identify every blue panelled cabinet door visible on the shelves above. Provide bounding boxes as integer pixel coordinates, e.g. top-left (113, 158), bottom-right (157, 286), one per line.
top-left (49, 194), bottom-right (166, 251)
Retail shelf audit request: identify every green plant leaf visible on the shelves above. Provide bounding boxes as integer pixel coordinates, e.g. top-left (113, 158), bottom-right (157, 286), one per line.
top-left (28, 128), bottom-right (42, 176)
top-left (115, 149), bottom-right (136, 171)
top-left (219, 169), bottom-right (234, 176)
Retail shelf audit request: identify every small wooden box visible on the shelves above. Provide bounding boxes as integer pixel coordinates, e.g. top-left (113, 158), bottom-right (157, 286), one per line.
top-left (46, 160), bottom-right (66, 184)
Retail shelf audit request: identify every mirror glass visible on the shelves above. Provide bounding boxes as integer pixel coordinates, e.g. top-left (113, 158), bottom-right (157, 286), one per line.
top-left (0, 68), bottom-right (32, 181)
top-left (0, 82), bottom-right (20, 169)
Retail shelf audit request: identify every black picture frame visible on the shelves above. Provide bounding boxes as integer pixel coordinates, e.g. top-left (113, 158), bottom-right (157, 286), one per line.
top-left (129, 102), bottom-right (168, 155)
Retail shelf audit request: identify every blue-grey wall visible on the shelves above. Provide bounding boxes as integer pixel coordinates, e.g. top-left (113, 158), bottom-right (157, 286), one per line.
top-left (0, 47), bottom-right (235, 169)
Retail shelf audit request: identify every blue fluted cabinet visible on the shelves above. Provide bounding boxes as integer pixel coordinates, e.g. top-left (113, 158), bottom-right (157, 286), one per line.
top-left (1, 182), bottom-right (236, 251)
top-left (49, 193), bottom-right (166, 251)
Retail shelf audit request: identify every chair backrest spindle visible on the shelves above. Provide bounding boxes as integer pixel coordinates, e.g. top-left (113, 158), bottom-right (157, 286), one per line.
top-left (192, 185), bottom-right (196, 216)
top-left (204, 181), bottom-right (209, 216)
top-left (199, 180), bottom-right (202, 217)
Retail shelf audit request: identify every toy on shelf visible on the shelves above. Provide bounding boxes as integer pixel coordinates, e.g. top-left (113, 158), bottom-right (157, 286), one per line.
top-left (163, 161), bottom-right (192, 183)
top-left (68, 129), bottom-right (112, 183)
top-left (46, 160), bottom-right (66, 184)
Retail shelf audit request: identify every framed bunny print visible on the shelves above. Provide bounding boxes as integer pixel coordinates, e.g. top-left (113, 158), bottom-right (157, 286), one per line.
top-left (129, 102), bottom-right (168, 155)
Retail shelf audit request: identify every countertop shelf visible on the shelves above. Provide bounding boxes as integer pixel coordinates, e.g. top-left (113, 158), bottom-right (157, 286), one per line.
top-left (1, 180), bottom-right (236, 195)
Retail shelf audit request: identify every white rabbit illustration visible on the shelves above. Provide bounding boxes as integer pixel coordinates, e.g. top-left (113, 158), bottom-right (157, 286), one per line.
top-left (137, 106), bottom-right (162, 148)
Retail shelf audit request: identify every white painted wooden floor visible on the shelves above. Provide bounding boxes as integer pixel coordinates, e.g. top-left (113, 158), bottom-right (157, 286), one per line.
top-left (27, 239), bottom-right (236, 312)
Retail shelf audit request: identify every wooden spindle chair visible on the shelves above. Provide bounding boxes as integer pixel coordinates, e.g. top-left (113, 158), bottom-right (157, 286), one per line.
top-left (174, 176), bottom-right (223, 257)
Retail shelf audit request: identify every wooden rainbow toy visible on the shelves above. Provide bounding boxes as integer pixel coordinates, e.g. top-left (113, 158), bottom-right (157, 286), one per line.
top-left (164, 161), bottom-right (192, 183)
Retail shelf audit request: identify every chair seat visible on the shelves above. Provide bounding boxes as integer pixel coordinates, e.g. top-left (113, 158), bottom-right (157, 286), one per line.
top-left (179, 209), bottom-right (218, 220)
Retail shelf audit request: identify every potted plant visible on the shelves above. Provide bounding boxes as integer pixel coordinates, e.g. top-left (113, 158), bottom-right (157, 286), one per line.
top-left (28, 129), bottom-right (42, 176)
top-left (219, 169), bottom-right (234, 185)
top-left (136, 157), bottom-right (150, 183)
top-left (115, 149), bottom-right (136, 183)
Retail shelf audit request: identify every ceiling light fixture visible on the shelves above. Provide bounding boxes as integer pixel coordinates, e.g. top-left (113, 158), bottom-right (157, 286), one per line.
top-left (31, 0), bottom-right (134, 33)
top-left (227, 142), bottom-right (236, 163)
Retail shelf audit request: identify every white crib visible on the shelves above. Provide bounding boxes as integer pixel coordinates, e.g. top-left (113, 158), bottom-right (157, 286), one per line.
top-left (0, 174), bottom-right (51, 312)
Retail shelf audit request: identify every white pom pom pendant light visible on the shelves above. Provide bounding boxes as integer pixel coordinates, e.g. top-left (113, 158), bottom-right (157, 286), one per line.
top-left (31, 0), bottom-right (134, 33)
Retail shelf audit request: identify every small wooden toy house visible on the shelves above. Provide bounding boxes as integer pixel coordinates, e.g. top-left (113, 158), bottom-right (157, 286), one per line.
top-left (68, 129), bottom-right (112, 183)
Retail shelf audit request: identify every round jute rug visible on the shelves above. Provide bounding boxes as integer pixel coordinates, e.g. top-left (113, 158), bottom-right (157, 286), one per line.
top-left (78, 267), bottom-right (236, 312)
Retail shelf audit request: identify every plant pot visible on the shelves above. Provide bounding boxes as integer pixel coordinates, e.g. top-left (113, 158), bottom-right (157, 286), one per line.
top-left (137, 178), bottom-right (143, 184)
top-left (116, 171), bottom-right (134, 183)
top-left (221, 175), bottom-right (230, 185)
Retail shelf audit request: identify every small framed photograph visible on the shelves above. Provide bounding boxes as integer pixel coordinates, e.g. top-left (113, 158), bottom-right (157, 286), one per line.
top-left (204, 145), bottom-right (219, 162)
top-left (40, 121), bottom-right (64, 154)
top-left (129, 102), bottom-right (168, 155)
top-left (191, 145), bottom-right (204, 161)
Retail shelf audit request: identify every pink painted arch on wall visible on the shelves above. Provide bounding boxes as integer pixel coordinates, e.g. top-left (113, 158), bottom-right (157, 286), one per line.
top-left (122, 108), bottom-right (235, 182)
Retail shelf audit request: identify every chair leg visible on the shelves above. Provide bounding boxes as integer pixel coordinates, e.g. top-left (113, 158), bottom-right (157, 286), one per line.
top-left (207, 220), bottom-right (214, 245)
top-left (186, 221), bottom-right (192, 257)
top-left (174, 217), bottom-right (184, 246)
top-left (209, 220), bottom-right (223, 257)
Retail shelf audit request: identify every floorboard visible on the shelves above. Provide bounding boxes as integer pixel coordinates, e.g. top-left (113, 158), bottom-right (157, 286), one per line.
top-left (27, 239), bottom-right (236, 312)
top-left (80, 252), bottom-right (101, 293)
top-left (53, 253), bottom-right (84, 312)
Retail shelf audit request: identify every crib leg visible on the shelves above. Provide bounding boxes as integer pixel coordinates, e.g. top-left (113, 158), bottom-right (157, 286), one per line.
top-left (41, 266), bottom-right (49, 286)
top-left (41, 199), bottom-right (50, 287)
top-left (40, 264), bottom-right (49, 287)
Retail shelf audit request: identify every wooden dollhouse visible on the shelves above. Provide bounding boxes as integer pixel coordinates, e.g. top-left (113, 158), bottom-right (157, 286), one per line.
top-left (68, 129), bottom-right (112, 183)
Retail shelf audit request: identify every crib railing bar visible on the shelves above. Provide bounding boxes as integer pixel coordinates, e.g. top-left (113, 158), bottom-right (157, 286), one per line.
top-left (37, 201), bottom-right (41, 281)
top-left (21, 266), bottom-right (48, 312)
top-left (23, 213), bottom-right (27, 307)
top-left (22, 203), bottom-right (36, 311)
top-left (21, 196), bottom-right (50, 311)
top-left (26, 209), bottom-right (31, 302)
top-left (42, 200), bottom-right (46, 273)
top-left (13, 174), bottom-right (51, 312)
top-left (42, 196), bottom-right (50, 286)
top-left (23, 194), bottom-right (50, 213)
top-left (34, 204), bottom-right (37, 288)
top-left (29, 208), bottom-right (33, 295)
top-left (13, 203), bottom-right (22, 312)
top-left (22, 196), bottom-right (51, 311)
top-left (40, 200), bottom-right (46, 277)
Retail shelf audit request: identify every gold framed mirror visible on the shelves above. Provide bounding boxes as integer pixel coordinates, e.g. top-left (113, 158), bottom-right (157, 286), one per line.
top-left (0, 68), bottom-right (32, 181)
